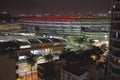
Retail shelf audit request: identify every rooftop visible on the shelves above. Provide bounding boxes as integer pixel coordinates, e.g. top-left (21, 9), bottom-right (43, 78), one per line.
top-left (63, 62), bottom-right (87, 76)
top-left (18, 15), bottom-right (110, 22)
top-left (0, 36), bottom-right (66, 53)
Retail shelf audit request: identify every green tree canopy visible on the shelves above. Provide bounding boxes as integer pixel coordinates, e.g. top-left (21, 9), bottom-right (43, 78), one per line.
top-left (43, 54), bottom-right (54, 62)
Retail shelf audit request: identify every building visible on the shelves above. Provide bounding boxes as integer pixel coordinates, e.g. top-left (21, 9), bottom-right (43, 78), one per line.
top-left (0, 23), bottom-right (21, 35)
top-left (109, 0), bottom-right (120, 79)
top-left (0, 51), bottom-right (18, 80)
top-left (37, 55), bottom-right (97, 80)
top-left (18, 16), bottom-right (110, 36)
top-left (0, 12), bottom-right (16, 23)
top-left (61, 63), bottom-right (90, 80)
top-left (0, 36), bottom-right (66, 60)
top-left (37, 59), bottom-right (66, 80)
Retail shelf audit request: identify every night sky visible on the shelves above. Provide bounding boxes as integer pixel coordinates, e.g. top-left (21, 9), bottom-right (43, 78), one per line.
top-left (0, 0), bottom-right (112, 16)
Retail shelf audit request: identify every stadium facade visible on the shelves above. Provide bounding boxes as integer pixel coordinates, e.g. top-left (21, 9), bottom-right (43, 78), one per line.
top-left (18, 16), bottom-right (110, 36)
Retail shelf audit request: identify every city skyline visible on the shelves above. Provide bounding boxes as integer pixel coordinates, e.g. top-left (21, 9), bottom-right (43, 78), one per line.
top-left (0, 0), bottom-right (112, 16)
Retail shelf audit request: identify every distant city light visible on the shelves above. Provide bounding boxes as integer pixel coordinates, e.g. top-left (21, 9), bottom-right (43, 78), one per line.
top-left (19, 56), bottom-right (27, 60)
top-left (49, 35), bottom-right (53, 38)
top-left (20, 45), bottom-right (30, 49)
top-left (31, 50), bottom-right (42, 55)
top-left (104, 35), bottom-right (108, 38)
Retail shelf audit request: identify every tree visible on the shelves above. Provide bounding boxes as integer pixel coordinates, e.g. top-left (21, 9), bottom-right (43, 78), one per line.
top-left (43, 54), bottom-right (54, 62)
top-left (26, 53), bottom-right (38, 80)
top-left (92, 46), bottom-right (103, 56)
top-left (80, 46), bottom-right (103, 61)
top-left (59, 48), bottom-right (76, 59)
top-left (88, 38), bottom-right (95, 46)
top-left (0, 41), bottom-right (19, 53)
top-left (100, 44), bottom-right (108, 53)
top-left (74, 35), bottom-right (87, 44)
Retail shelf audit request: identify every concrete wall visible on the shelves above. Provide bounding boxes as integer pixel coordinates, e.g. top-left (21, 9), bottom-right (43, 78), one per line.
top-left (0, 54), bottom-right (16, 80)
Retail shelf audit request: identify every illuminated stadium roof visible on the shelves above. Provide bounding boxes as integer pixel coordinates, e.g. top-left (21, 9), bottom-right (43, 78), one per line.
top-left (19, 18), bottom-right (78, 22)
top-left (0, 36), bottom-right (66, 51)
top-left (18, 15), bottom-right (106, 22)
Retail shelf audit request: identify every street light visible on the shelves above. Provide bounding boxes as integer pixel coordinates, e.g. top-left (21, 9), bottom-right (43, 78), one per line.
top-left (17, 78), bottom-right (22, 80)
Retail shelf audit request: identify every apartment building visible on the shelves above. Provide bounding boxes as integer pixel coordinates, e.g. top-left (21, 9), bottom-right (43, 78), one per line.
top-left (109, 0), bottom-right (120, 79)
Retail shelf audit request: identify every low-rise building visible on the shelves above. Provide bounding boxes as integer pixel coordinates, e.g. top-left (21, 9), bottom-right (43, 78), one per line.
top-left (37, 59), bottom-right (66, 80)
top-left (0, 23), bottom-right (21, 32)
top-left (61, 63), bottom-right (90, 80)
top-left (0, 52), bottom-right (18, 80)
